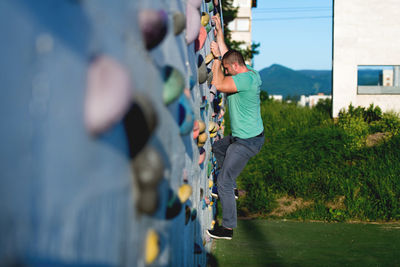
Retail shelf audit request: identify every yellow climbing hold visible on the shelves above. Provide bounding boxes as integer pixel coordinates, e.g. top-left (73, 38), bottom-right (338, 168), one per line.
top-left (211, 220), bottom-right (215, 229)
top-left (205, 53), bottom-right (214, 65)
top-left (197, 132), bottom-right (207, 147)
top-left (208, 179), bottom-right (213, 188)
top-left (208, 121), bottom-right (218, 133)
top-left (201, 12), bottom-right (210, 26)
top-left (198, 120), bottom-right (206, 133)
top-left (145, 229), bottom-right (159, 265)
top-left (178, 184), bottom-right (193, 203)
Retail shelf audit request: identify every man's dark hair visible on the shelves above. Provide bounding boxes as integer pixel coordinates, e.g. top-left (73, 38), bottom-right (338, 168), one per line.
top-left (222, 49), bottom-right (246, 66)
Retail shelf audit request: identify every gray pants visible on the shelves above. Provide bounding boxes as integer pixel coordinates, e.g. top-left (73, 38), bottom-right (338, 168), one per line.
top-left (212, 133), bottom-right (265, 228)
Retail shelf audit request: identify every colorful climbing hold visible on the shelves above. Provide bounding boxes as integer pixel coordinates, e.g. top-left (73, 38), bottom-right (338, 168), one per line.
top-left (201, 12), bottom-right (210, 27)
top-left (145, 229), bottom-right (160, 265)
top-left (186, 4), bottom-right (201, 44)
top-left (197, 60), bottom-right (207, 84)
top-left (139, 9), bottom-right (168, 50)
top-left (178, 94), bottom-right (194, 135)
top-left (198, 120), bottom-right (206, 133)
top-left (192, 120), bottom-right (200, 140)
top-left (205, 53), bottom-right (214, 65)
top-left (208, 2), bottom-right (214, 12)
top-left (138, 189), bottom-right (159, 215)
top-left (85, 55), bottom-right (132, 136)
top-left (188, 0), bottom-right (202, 9)
top-left (166, 189), bottom-right (182, 219)
top-left (178, 184), bottom-right (193, 203)
top-left (195, 26), bottom-right (207, 52)
top-left (197, 132), bottom-right (207, 147)
top-left (208, 121), bottom-right (219, 134)
top-left (132, 146), bottom-right (164, 188)
top-left (162, 66), bottom-right (185, 105)
top-left (205, 24), bottom-right (212, 33)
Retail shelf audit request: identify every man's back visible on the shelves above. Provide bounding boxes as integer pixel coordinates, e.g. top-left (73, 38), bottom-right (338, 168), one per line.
top-left (228, 65), bottom-right (264, 139)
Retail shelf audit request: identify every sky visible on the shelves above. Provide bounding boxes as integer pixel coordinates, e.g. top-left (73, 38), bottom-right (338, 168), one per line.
top-left (251, 0), bottom-right (333, 71)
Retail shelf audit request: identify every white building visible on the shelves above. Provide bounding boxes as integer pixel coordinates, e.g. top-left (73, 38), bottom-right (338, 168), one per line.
top-left (299, 93), bottom-right (332, 107)
top-left (269, 95), bottom-right (283, 101)
top-left (332, 0), bottom-right (400, 117)
top-left (228, 0), bottom-right (257, 64)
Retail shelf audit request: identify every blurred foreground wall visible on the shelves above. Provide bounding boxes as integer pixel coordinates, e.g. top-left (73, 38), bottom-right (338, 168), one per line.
top-left (0, 0), bottom-right (224, 266)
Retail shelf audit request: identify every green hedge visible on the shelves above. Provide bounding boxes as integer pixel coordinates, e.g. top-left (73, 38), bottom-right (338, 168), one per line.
top-left (231, 100), bottom-right (400, 221)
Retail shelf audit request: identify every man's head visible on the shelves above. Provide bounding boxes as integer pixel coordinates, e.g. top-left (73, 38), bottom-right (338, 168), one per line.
top-left (222, 49), bottom-right (246, 76)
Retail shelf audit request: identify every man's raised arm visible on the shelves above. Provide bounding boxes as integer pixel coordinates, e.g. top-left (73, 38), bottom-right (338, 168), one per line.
top-left (212, 14), bottom-right (228, 56)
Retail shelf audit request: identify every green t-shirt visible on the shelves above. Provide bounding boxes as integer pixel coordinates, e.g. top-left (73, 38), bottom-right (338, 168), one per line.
top-left (228, 65), bottom-right (264, 139)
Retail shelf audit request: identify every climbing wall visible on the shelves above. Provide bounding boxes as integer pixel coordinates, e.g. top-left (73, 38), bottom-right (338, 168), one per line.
top-left (0, 0), bottom-right (225, 266)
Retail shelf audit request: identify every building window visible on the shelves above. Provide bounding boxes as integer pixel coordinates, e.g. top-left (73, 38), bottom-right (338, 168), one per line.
top-left (227, 21), bottom-right (235, 31)
top-left (357, 65), bottom-right (400, 94)
top-left (228, 18), bottom-right (250, 32)
top-left (236, 18), bottom-right (250, 31)
top-left (233, 0), bottom-right (251, 7)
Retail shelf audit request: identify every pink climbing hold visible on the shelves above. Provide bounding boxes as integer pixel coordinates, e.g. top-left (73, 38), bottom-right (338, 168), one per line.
top-left (85, 55), bottom-right (132, 136)
top-left (186, 4), bottom-right (201, 44)
top-left (218, 108), bottom-right (225, 119)
top-left (139, 9), bottom-right (168, 50)
top-left (188, 0), bottom-right (202, 9)
top-left (192, 120), bottom-right (200, 140)
top-left (195, 26), bottom-right (207, 51)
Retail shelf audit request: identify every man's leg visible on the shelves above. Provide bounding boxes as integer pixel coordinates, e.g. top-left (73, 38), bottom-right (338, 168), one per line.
top-left (212, 135), bottom-right (232, 171)
top-left (218, 141), bottom-right (256, 229)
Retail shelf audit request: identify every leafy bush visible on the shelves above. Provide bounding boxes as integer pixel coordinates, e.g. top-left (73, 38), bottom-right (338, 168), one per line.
top-left (314, 98), bottom-right (332, 117)
top-left (337, 111), bottom-right (369, 150)
top-left (379, 111), bottom-right (400, 136)
top-left (234, 101), bottom-right (400, 222)
top-left (341, 103), bottom-right (382, 123)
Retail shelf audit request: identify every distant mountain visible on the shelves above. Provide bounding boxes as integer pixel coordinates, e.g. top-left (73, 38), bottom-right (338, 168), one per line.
top-left (258, 64), bottom-right (382, 98)
top-left (258, 64), bottom-right (331, 98)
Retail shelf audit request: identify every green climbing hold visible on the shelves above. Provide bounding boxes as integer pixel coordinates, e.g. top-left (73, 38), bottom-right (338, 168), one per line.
top-left (208, 2), bottom-right (214, 12)
top-left (163, 66), bottom-right (185, 105)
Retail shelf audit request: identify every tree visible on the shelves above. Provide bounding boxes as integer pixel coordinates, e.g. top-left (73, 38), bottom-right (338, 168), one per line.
top-left (260, 90), bottom-right (269, 102)
top-left (221, 0), bottom-right (260, 63)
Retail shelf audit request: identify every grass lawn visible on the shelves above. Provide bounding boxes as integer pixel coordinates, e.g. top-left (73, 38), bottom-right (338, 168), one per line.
top-left (210, 219), bottom-right (400, 267)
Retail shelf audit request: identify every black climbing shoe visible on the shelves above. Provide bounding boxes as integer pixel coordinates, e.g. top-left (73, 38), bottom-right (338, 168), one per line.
top-left (207, 226), bottom-right (233, 240)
